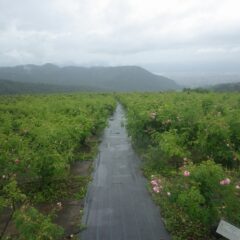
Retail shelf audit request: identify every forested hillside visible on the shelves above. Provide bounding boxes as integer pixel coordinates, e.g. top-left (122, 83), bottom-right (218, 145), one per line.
top-left (0, 79), bottom-right (102, 94)
top-left (210, 82), bottom-right (240, 92)
top-left (0, 64), bottom-right (179, 92)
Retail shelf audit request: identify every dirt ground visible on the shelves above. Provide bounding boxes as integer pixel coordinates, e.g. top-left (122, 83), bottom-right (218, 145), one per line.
top-left (56, 160), bottom-right (92, 239)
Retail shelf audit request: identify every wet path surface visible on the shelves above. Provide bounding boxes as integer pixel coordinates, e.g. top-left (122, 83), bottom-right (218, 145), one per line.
top-left (81, 104), bottom-right (171, 240)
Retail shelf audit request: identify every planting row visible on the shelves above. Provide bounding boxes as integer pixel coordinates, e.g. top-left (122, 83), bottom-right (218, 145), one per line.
top-left (119, 92), bottom-right (240, 240)
top-left (0, 93), bottom-right (116, 239)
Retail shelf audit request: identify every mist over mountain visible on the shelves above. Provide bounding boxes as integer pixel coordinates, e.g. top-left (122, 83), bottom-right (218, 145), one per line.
top-left (0, 64), bottom-right (179, 92)
top-left (209, 82), bottom-right (240, 92)
top-left (159, 71), bottom-right (240, 88)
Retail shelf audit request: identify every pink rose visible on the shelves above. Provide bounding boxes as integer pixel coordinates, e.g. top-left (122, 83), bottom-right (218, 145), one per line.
top-left (220, 180), bottom-right (225, 185)
top-left (183, 170), bottom-right (190, 177)
top-left (151, 180), bottom-right (158, 186)
top-left (220, 178), bottom-right (231, 185)
top-left (15, 159), bottom-right (20, 164)
top-left (224, 178), bottom-right (231, 185)
top-left (153, 186), bottom-right (160, 193)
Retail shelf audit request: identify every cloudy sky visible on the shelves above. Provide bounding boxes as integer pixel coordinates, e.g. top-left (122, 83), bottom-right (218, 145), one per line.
top-left (0, 0), bottom-right (240, 72)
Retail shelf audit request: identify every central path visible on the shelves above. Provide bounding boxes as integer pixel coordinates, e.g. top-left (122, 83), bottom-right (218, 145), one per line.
top-left (81, 104), bottom-right (171, 240)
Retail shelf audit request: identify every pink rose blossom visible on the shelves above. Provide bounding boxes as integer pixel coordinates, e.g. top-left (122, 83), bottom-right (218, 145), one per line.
top-left (153, 186), bottom-right (160, 193)
top-left (183, 170), bottom-right (190, 177)
top-left (220, 178), bottom-right (231, 185)
top-left (151, 180), bottom-right (158, 186)
top-left (224, 178), bottom-right (231, 185)
top-left (220, 180), bottom-right (225, 185)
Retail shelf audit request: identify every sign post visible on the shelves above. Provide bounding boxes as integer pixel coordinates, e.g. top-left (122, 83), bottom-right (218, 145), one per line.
top-left (216, 220), bottom-right (240, 240)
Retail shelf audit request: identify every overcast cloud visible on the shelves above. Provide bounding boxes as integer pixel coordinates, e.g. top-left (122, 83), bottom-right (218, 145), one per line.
top-left (0, 0), bottom-right (240, 72)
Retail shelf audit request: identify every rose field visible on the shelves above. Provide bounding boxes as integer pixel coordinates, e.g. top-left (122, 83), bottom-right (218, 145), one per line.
top-left (0, 91), bottom-right (240, 240)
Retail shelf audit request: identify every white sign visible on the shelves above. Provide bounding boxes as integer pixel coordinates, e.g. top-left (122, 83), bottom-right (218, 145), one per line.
top-left (216, 220), bottom-right (240, 240)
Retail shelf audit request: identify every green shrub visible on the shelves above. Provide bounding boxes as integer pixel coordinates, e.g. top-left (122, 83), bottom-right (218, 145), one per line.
top-left (119, 92), bottom-right (240, 239)
top-left (177, 186), bottom-right (208, 224)
top-left (159, 161), bottom-right (240, 238)
top-left (14, 206), bottom-right (64, 240)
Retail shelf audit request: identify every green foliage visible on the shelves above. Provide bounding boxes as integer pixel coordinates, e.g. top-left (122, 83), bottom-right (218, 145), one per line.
top-left (178, 161), bottom-right (238, 226)
top-left (14, 206), bottom-right (64, 240)
top-left (177, 186), bottom-right (207, 223)
top-left (0, 93), bottom-right (116, 238)
top-left (119, 92), bottom-right (240, 239)
top-left (0, 93), bottom-right (116, 203)
top-left (155, 161), bottom-right (240, 239)
top-left (2, 179), bottom-right (26, 210)
top-left (119, 92), bottom-right (240, 169)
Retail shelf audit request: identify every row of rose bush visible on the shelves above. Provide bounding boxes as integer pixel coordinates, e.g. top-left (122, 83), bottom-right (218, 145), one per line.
top-left (119, 92), bottom-right (240, 239)
top-left (148, 160), bottom-right (240, 239)
top-left (0, 93), bottom-right (116, 239)
top-left (120, 92), bottom-right (240, 169)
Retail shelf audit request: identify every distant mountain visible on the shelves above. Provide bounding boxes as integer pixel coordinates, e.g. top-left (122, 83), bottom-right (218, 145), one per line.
top-left (185, 82), bottom-right (240, 93)
top-left (0, 79), bottom-right (103, 95)
top-left (0, 64), bottom-right (179, 92)
top-left (210, 82), bottom-right (240, 92)
top-left (161, 72), bottom-right (240, 88)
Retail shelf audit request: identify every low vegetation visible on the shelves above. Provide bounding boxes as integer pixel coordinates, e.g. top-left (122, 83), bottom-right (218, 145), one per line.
top-left (2, 90), bottom-right (240, 239)
top-left (119, 92), bottom-right (240, 240)
top-left (0, 93), bottom-right (116, 239)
